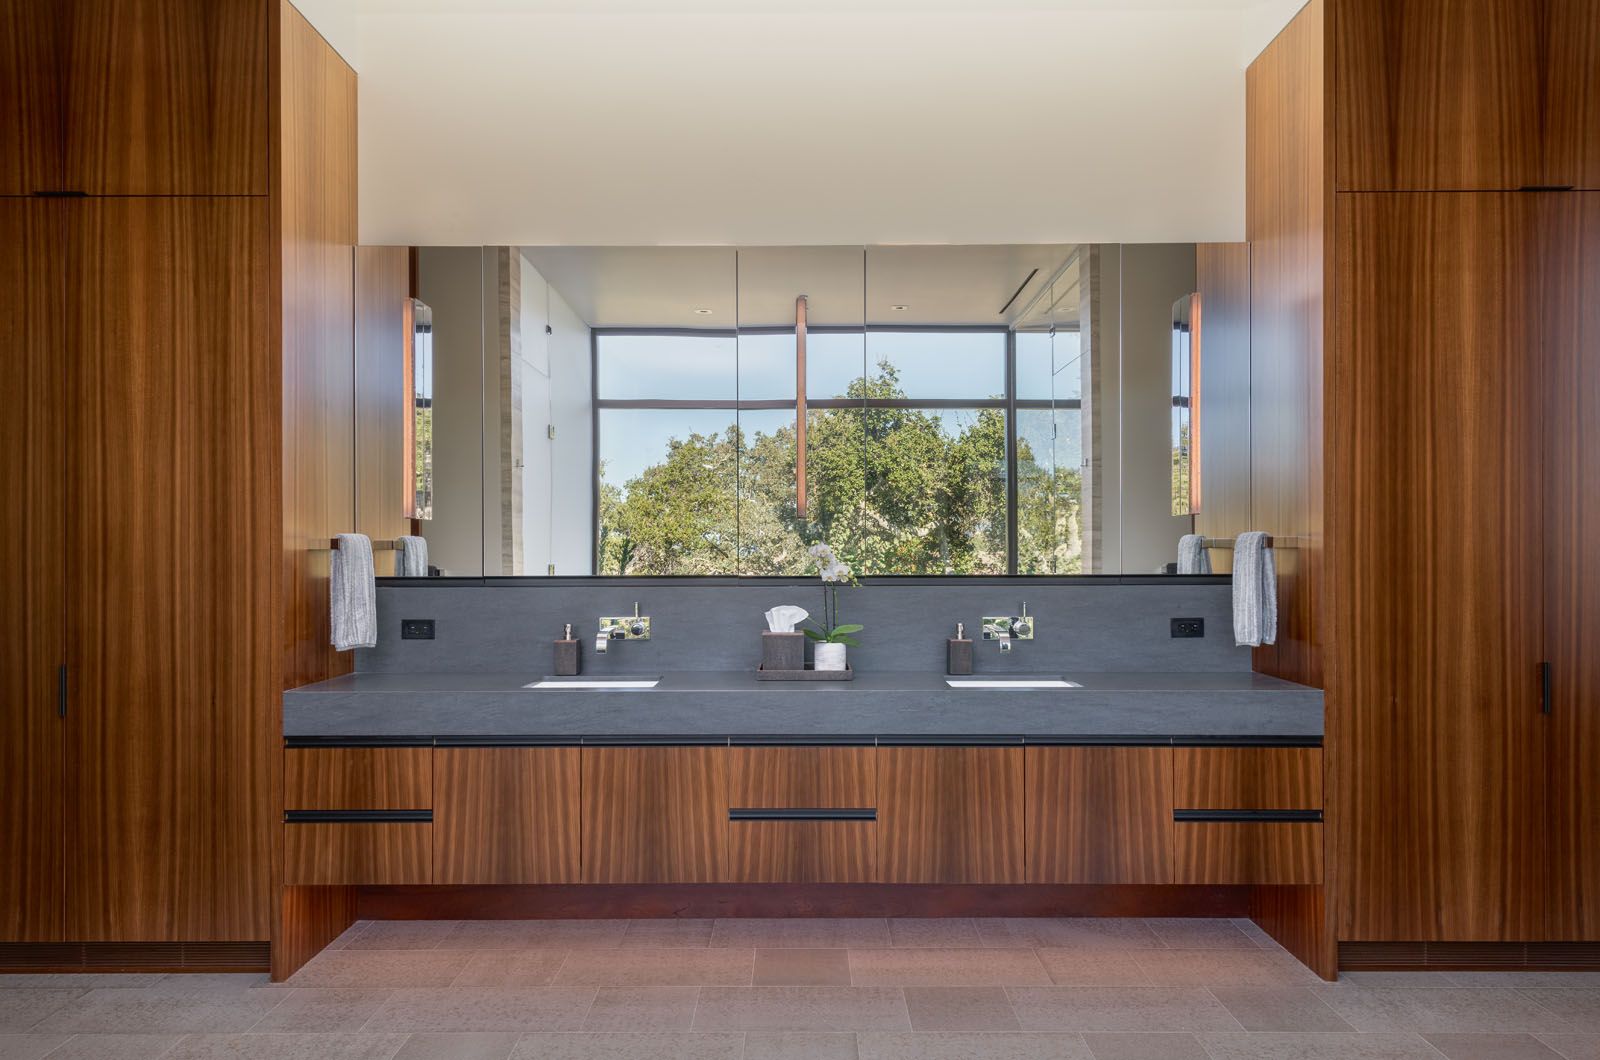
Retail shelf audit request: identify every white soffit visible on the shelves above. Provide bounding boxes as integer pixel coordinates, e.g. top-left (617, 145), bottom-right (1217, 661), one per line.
top-left (293, 0), bottom-right (1305, 247)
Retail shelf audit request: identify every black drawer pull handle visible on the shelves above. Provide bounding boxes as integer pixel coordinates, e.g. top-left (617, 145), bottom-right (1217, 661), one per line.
top-left (1174, 809), bottom-right (1322, 823)
top-left (729, 808), bottom-right (876, 822)
top-left (285, 810), bottom-right (433, 823)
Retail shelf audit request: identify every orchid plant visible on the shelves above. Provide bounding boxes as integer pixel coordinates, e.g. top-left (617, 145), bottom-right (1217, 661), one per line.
top-left (803, 543), bottom-right (863, 646)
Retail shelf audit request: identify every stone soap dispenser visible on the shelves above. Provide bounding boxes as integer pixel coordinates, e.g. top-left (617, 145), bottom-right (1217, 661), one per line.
top-left (554, 623), bottom-right (580, 676)
top-left (948, 622), bottom-right (973, 675)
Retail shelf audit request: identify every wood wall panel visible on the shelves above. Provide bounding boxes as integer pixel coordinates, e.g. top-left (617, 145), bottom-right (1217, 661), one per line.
top-left (1545, 0), bottom-right (1600, 189)
top-left (66, 197), bottom-right (275, 941)
top-left (285, 748), bottom-right (432, 811)
top-left (1176, 822), bottom-right (1323, 885)
top-left (581, 747), bottom-right (727, 884)
top-left (1331, 193), bottom-right (1547, 940)
top-left (1193, 242), bottom-right (1252, 572)
top-left (879, 747), bottom-right (1023, 885)
top-left (0, 0), bottom-right (63, 194)
top-left (726, 822), bottom-right (876, 884)
top-left (434, 748), bottom-right (580, 885)
top-left (355, 246), bottom-right (412, 553)
top-left (273, 885), bottom-right (354, 981)
top-left (0, 200), bottom-right (64, 941)
top-left (1333, 0), bottom-right (1542, 191)
top-left (284, 823), bottom-right (431, 886)
top-left (64, 0), bottom-right (268, 194)
top-left (1175, 748), bottom-right (1322, 811)
top-left (279, 0), bottom-right (357, 689)
top-left (1546, 194), bottom-right (1600, 939)
top-left (1025, 747), bottom-right (1172, 884)
top-left (1246, 0), bottom-right (1326, 691)
top-left (729, 746), bottom-right (876, 809)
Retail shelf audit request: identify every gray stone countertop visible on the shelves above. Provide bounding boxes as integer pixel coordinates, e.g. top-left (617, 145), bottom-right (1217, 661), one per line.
top-left (283, 670), bottom-right (1324, 742)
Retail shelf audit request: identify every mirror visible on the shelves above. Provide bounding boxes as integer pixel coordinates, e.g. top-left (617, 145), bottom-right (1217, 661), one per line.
top-left (406, 298), bottom-right (434, 522)
top-left (408, 243), bottom-right (1244, 577)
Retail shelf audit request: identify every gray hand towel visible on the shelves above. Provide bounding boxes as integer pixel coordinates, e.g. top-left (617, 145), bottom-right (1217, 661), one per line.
top-left (330, 533), bottom-right (377, 651)
top-left (395, 535), bottom-right (429, 577)
top-left (1177, 533), bottom-right (1211, 575)
top-left (1232, 530), bottom-right (1278, 647)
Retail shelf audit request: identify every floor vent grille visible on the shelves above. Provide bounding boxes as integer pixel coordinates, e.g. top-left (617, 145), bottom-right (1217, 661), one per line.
top-left (0, 941), bottom-right (269, 973)
top-left (1341, 940), bottom-right (1600, 970)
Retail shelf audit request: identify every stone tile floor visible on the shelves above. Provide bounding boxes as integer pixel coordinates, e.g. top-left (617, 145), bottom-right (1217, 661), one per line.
top-left (3, 918), bottom-right (1598, 1058)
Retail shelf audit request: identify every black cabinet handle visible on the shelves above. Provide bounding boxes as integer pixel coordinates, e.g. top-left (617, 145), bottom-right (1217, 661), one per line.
top-left (728, 808), bottom-right (876, 822)
top-left (58, 665), bottom-right (67, 719)
top-left (1541, 661), bottom-right (1552, 716)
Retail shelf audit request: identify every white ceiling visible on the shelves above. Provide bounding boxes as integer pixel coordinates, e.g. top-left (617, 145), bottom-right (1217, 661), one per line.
top-left (520, 244), bottom-right (1080, 328)
top-left (295, 0), bottom-right (1304, 247)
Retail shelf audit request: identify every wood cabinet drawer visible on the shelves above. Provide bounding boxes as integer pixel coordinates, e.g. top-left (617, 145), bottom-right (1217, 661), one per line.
top-left (727, 814), bottom-right (877, 883)
top-left (1174, 820), bottom-right (1323, 884)
top-left (1025, 746), bottom-right (1174, 884)
top-left (878, 746), bottom-right (1023, 884)
top-left (1175, 747), bottom-right (1321, 810)
top-left (285, 747), bottom-right (432, 810)
top-left (283, 818), bottom-right (432, 885)
top-left (434, 747), bottom-right (580, 885)
top-left (729, 746), bottom-right (875, 809)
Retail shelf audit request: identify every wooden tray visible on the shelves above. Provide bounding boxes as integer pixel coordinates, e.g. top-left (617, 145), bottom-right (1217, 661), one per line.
top-left (757, 663), bottom-right (855, 681)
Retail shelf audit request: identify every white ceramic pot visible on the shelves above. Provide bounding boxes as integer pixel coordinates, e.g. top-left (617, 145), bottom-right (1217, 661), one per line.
top-left (813, 642), bottom-right (847, 672)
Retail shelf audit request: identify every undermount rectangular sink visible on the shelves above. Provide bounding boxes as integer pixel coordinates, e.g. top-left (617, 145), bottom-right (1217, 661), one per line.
top-left (526, 676), bottom-right (661, 690)
top-left (945, 677), bottom-right (1082, 689)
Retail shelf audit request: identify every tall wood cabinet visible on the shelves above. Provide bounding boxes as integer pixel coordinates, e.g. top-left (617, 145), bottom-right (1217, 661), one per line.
top-left (2, 0), bottom-right (354, 953)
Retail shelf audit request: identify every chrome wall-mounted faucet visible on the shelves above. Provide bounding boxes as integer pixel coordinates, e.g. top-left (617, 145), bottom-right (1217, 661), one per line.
top-left (981, 603), bottom-right (1034, 652)
top-left (595, 602), bottom-right (651, 654)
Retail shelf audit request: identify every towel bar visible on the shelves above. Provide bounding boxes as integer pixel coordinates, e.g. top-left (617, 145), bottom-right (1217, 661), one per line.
top-left (320, 538), bottom-right (398, 550)
top-left (1199, 535), bottom-right (1301, 550)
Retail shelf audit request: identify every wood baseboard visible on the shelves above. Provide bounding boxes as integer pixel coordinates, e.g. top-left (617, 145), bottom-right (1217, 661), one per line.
top-left (354, 883), bottom-right (1253, 920)
top-left (1341, 941), bottom-right (1600, 971)
top-left (0, 941), bottom-right (269, 973)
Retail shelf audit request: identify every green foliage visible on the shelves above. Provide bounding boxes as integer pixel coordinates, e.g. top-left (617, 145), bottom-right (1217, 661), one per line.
top-left (598, 359), bottom-right (1084, 576)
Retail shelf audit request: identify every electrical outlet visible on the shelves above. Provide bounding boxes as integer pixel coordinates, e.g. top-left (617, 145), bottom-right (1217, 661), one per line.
top-left (401, 618), bottom-right (435, 640)
top-left (1170, 617), bottom-right (1205, 638)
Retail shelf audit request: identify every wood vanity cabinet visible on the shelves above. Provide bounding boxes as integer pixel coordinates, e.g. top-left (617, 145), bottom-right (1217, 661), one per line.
top-left (1024, 746), bottom-right (1174, 884)
top-left (878, 745), bottom-right (1023, 884)
top-left (433, 747), bottom-right (580, 885)
top-left (581, 745), bottom-right (727, 884)
top-left (283, 747), bottom-right (433, 886)
top-left (725, 746), bottom-right (877, 883)
top-left (1173, 747), bottom-right (1324, 886)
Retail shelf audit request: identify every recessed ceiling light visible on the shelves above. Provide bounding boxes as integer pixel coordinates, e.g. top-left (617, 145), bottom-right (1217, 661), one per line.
top-left (890, 304), bottom-right (909, 311)
top-left (693, 308), bottom-right (714, 315)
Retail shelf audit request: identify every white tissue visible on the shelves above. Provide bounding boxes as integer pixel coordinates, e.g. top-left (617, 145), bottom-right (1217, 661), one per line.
top-left (764, 605), bottom-right (809, 633)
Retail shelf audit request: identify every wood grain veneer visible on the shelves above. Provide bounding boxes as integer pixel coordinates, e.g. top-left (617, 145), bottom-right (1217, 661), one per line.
top-left (0, 0), bottom-right (63, 194)
top-left (878, 747), bottom-right (1023, 885)
top-left (1246, 0), bottom-right (1326, 692)
top-left (729, 746), bottom-right (876, 808)
top-left (725, 746), bottom-right (877, 883)
top-left (1251, 885), bottom-right (1335, 979)
top-left (0, 199), bottom-right (65, 942)
top-left (1331, 192), bottom-right (1547, 941)
top-left (284, 823), bottom-right (431, 886)
top-left (64, 0), bottom-right (268, 194)
top-left (273, 885), bottom-right (354, 981)
top-left (1546, 0), bottom-right (1600, 189)
top-left (434, 748), bottom-right (580, 885)
top-left (1193, 243), bottom-right (1252, 573)
top-left (1175, 747), bottom-right (1322, 811)
top-left (279, 0), bottom-right (357, 689)
top-left (1546, 193), bottom-right (1600, 939)
top-left (66, 197), bottom-right (275, 942)
top-left (285, 748), bottom-right (432, 811)
top-left (581, 747), bottom-right (727, 884)
top-left (1177, 822), bottom-right (1324, 885)
top-left (1025, 747), bottom-right (1173, 885)
top-left (355, 246), bottom-right (413, 551)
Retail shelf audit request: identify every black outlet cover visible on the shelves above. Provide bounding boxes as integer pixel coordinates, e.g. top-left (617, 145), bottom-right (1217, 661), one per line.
top-left (401, 619), bottom-right (435, 640)
top-left (1171, 617), bottom-right (1205, 639)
